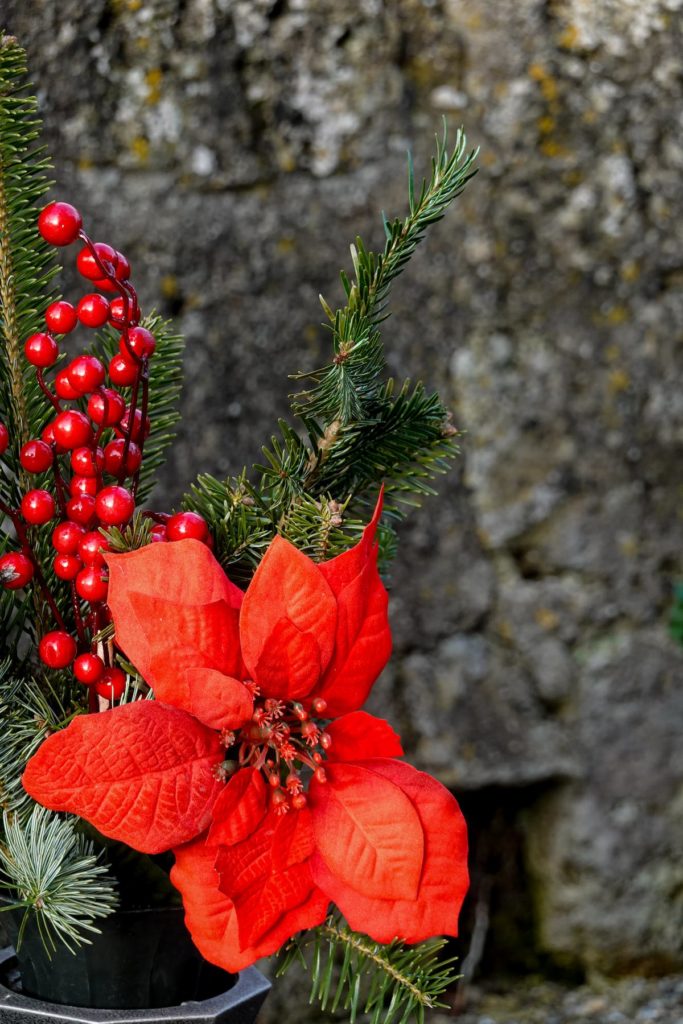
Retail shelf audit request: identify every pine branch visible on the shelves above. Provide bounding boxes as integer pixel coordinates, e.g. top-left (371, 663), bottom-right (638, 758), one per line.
top-left (0, 36), bottom-right (59, 491)
top-left (90, 313), bottom-right (184, 502)
top-left (103, 511), bottom-right (153, 553)
top-left (292, 124), bottom-right (477, 425)
top-left (277, 914), bottom-right (460, 1024)
top-left (306, 380), bottom-right (460, 510)
top-left (0, 807), bottom-right (118, 953)
top-left (183, 471), bottom-right (274, 587)
top-left (185, 126), bottom-right (474, 578)
top-left (0, 670), bottom-right (75, 818)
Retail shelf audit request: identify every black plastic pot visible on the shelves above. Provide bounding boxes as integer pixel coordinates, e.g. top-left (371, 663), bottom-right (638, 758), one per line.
top-left (0, 908), bottom-right (269, 1023)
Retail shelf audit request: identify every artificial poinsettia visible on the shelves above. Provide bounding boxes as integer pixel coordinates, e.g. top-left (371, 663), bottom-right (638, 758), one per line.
top-left (23, 498), bottom-right (469, 971)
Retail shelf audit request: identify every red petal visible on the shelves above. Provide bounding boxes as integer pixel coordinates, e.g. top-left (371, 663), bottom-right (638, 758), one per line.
top-left (311, 759), bottom-right (469, 943)
top-left (309, 762), bottom-right (423, 901)
top-left (145, 651), bottom-right (253, 730)
top-left (239, 537), bottom-right (337, 699)
top-left (252, 618), bottom-right (321, 700)
top-left (316, 494), bottom-right (392, 715)
top-left (172, 833), bottom-right (328, 973)
top-left (216, 808), bottom-right (328, 950)
top-left (23, 702), bottom-right (224, 854)
top-left (208, 768), bottom-right (267, 847)
top-left (325, 712), bottom-right (404, 761)
top-left (106, 540), bottom-right (244, 702)
top-left (172, 836), bottom-right (247, 970)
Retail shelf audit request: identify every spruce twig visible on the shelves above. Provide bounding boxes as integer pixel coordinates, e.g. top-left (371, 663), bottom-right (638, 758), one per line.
top-left (277, 914), bottom-right (460, 1024)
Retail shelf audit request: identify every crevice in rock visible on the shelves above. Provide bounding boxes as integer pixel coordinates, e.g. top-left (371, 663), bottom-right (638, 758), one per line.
top-left (453, 783), bottom-right (587, 987)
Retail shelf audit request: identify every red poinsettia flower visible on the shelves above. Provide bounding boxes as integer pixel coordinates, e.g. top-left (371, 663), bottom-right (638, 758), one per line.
top-left (23, 499), bottom-right (468, 971)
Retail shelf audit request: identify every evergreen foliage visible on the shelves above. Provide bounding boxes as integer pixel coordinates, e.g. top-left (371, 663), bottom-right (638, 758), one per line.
top-left (0, 38), bottom-right (58, 480)
top-left (0, 35), bottom-right (475, 1018)
top-left (0, 807), bottom-right (118, 952)
top-left (185, 125), bottom-right (476, 576)
top-left (277, 914), bottom-right (460, 1024)
top-left (90, 313), bottom-right (184, 503)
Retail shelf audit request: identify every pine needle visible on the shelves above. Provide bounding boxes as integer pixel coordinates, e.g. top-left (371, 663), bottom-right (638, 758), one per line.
top-left (0, 807), bottom-right (117, 954)
top-left (276, 914), bottom-right (461, 1024)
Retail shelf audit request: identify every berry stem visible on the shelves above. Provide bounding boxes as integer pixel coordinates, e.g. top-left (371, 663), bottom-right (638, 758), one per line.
top-left (35, 368), bottom-right (61, 412)
top-left (131, 358), bottom-right (150, 499)
top-left (51, 448), bottom-right (68, 517)
top-left (70, 581), bottom-right (87, 645)
top-left (120, 364), bottom-right (142, 486)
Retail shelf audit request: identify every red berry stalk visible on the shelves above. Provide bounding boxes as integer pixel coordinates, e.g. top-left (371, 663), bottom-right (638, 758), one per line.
top-left (1, 201), bottom-right (210, 713)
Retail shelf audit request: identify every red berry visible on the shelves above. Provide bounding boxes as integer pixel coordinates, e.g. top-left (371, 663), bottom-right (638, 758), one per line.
top-left (75, 565), bottom-right (109, 603)
top-left (53, 553), bottom-right (82, 580)
top-left (40, 422), bottom-right (65, 454)
top-left (45, 300), bottom-right (77, 334)
top-left (108, 353), bottom-right (138, 387)
top-left (150, 523), bottom-right (167, 543)
top-left (67, 355), bottom-right (106, 394)
top-left (95, 666), bottom-right (126, 701)
top-left (0, 423), bottom-right (9, 456)
top-left (74, 652), bottom-right (105, 685)
top-left (53, 410), bottom-right (93, 450)
top-left (120, 326), bottom-right (155, 360)
top-left (24, 332), bottom-right (59, 368)
top-left (39, 630), bottom-right (77, 669)
top-left (103, 438), bottom-right (142, 476)
top-left (114, 251), bottom-right (131, 280)
top-left (94, 276), bottom-right (119, 294)
top-left (87, 387), bottom-right (125, 427)
top-left (21, 489), bottom-right (56, 525)
top-left (55, 369), bottom-right (80, 401)
top-left (66, 494), bottom-right (97, 526)
top-left (76, 242), bottom-right (117, 281)
top-left (38, 202), bottom-right (82, 246)
top-left (0, 551), bottom-right (34, 589)
top-left (95, 485), bottom-right (135, 526)
top-left (52, 521), bottom-right (86, 554)
top-left (116, 408), bottom-right (150, 443)
top-left (166, 511), bottom-right (209, 543)
top-left (78, 531), bottom-right (110, 566)
top-left (71, 475), bottom-right (98, 498)
top-left (108, 297), bottom-right (131, 328)
top-left (77, 293), bottom-right (110, 328)
top-left (71, 446), bottom-right (104, 477)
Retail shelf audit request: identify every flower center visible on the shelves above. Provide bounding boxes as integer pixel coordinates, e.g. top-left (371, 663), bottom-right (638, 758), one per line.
top-left (218, 692), bottom-right (332, 814)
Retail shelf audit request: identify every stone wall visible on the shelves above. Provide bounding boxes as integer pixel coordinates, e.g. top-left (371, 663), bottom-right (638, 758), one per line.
top-left (4, 0), bottom-right (683, 982)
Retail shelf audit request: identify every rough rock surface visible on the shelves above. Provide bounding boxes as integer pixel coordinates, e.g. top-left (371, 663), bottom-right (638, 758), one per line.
top-left (4, 0), bottom-right (683, 990)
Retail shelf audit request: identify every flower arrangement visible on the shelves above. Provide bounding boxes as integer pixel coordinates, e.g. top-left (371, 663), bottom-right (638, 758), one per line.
top-left (0, 36), bottom-right (476, 1022)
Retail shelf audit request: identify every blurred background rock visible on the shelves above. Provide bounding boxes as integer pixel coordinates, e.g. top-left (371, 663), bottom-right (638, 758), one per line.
top-left (3, 0), bottom-right (683, 1017)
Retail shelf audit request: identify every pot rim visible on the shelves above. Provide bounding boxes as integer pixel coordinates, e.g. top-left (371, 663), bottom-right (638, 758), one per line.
top-left (0, 947), bottom-right (271, 1024)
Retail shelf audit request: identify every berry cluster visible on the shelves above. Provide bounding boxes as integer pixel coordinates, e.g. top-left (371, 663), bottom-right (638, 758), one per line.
top-left (0, 201), bottom-right (210, 704)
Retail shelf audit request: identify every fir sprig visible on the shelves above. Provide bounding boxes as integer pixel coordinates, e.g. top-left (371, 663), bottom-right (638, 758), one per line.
top-left (91, 313), bottom-right (184, 503)
top-left (0, 39), bottom-right (58, 478)
top-left (292, 124), bottom-right (477, 425)
top-left (0, 807), bottom-right (118, 953)
top-left (305, 380), bottom-right (459, 510)
top-left (103, 511), bottom-right (153, 553)
top-left (0, 670), bottom-right (75, 817)
top-left (277, 915), bottom-right (460, 1024)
